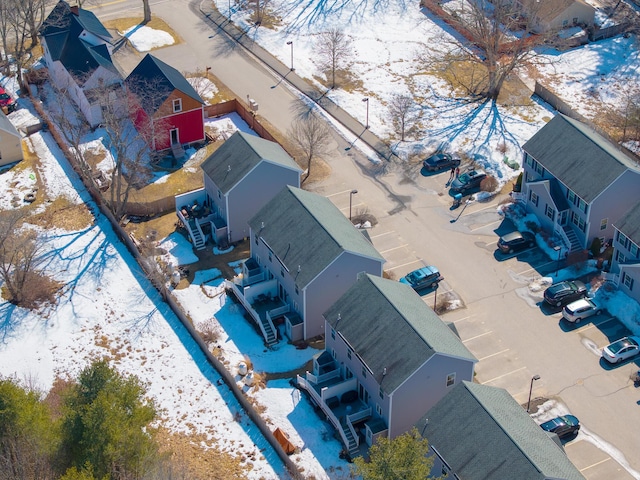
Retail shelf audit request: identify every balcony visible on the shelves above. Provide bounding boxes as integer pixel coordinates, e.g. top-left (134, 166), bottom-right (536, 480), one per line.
top-left (175, 189), bottom-right (227, 249)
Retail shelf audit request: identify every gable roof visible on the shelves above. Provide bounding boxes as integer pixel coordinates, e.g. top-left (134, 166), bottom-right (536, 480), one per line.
top-left (325, 274), bottom-right (476, 393)
top-left (614, 202), bottom-right (640, 246)
top-left (522, 115), bottom-right (638, 203)
top-left (201, 131), bottom-right (301, 194)
top-left (0, 110), bottom-right (20, 137)
top-left (523, 0), bottom-right (593, 23)
top-left (249, 187), bottom-right (384, 288)
top-left (125, 54), bottom-right (203, 114)
top-left (420, 381), bottom-right (585, 480)
top-left (60, 37), bottom-right (119, 81)
top-left (41, 1), bottom-right (112, 41)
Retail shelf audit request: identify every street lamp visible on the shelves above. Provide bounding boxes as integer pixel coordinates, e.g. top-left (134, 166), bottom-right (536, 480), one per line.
top-left (349, 189), bottom-right (358, 222)
top-left (554, 245), bottom-right (562, 277)
top-left (526, 375), bottom-right (541, 412)
top-left (362, 97), bottom-right (369, 129)
top-left (286, 41), bottom-right (294, 70)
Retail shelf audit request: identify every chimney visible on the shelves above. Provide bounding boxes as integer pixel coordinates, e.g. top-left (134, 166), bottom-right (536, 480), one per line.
top-left (70, 5), bottom-right (79, 15)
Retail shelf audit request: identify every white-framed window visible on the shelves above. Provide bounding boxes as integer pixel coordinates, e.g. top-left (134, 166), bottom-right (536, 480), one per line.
top-left (630, 242), bottom-right (639, 258)
top-left (530, 191), bottom-right (539, 207)
top-left (600, 218), bottom-right (608, 230)
top-left (446, 373), bottom-right (456, 387)
top-left (568, 190), bottom-right (576, 204)
top-left (545, 204), bottom-right (554, 221)
top-left (172, 98), bottom-right (182, 113)
top-left (534, 162), bottom-right (544, 176)
top-left (376, 403), bottom-right (383, 415)
top-left (571, 212), bottom-right (586, 232)
top-left (622, 272), bottom-right (634, 291)
top-left (618, 231), bottom-right (629, 249)
top-left (617, 250), bottom-right (626, 264)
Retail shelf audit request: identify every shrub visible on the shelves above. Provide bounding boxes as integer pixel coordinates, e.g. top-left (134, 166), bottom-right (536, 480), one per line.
top-left (590, 237), bottom-right (602, 257)
top-left (480, 175), bottom-right (498, 192)
top-left (514, 172), bottom-right (523, 192)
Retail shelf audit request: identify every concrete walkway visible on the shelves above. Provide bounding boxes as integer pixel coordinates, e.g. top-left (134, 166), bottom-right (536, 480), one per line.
top-left (196, 0), bottom-right (397, 162)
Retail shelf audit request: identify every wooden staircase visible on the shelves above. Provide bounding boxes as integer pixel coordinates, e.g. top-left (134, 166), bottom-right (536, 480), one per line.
top-left (260, 316), bottom-right (277, 346)
top-left (188, 218), bottom-right (206, 250)
top-left (171, 143), bottom-right (186, 162)
top-left (341, 421), bottom-right (359, 458)
top-left (563, 225), bottom-right (582, 252)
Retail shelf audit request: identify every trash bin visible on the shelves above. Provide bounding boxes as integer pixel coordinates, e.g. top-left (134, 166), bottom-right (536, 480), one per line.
top-left (452, 193), bottom-right (462, 208)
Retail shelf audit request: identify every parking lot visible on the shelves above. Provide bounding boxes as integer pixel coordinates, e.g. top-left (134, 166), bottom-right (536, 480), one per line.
top-left (322, 165), bottom-right (640, 479)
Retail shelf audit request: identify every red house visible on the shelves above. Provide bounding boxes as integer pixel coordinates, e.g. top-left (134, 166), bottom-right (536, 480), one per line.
top-left (125, 54), bottom-right (205, 152)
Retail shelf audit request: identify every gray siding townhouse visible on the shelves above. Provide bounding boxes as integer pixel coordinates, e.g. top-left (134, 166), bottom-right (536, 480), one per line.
top-left (298, 274), bottom-right (476, 457)
top-left (175, 131), bottom-right (301, 249)
top-left (227, 186), bottom-right (384, 345)
top-left (419, 381), bottom-right (585, 480)
top-left (611, 203), bottom-right (640, 302)
top-left (0, 110), bottom-right (22, 166)
top-left (522, 115), bottom-right (640, 253)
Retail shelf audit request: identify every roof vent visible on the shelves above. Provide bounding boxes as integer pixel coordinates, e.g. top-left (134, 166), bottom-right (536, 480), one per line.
top-left (227, 165), bottom-right (231, 172)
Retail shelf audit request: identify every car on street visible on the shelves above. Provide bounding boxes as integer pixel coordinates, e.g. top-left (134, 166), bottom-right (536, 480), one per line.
top-left (540, 415), bottom-right (581, 439)
top-left (399, 266), bottom-right (443, 291)
top-left (543, 280), bottom-right (588, 307)
top-left (450, 169), bottom-right (486, 193)
top-left (423, 153), bottom-right (461, 172)
top-left (497, 231), bottom-right (535, 254)
top-left (562, 298), bottom-right (602, 323)
top-left (601, 336), bottom-right (640, 364)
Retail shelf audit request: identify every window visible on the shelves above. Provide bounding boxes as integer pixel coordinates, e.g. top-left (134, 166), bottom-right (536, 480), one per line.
top-left (534, 161), bottom-right (544, 176)
top-left (218, 190), bottom-right (222, 199)
top-left (295, 285), bottom-right (298, 295)
top-left (567, 190), bottom-right (576, 204)
top-left (616, 250), bottom-right (626, 264)
top-left (525, 154), bottom-right (533, 167)
top-left (600, 218), bottom-right (608, 230)
top-left (379, 386), bottom-right (384, 399)
top-left (362, 366), bottom-right (367, 378)
top-left (630, 242), bottom-right (639, 258)
top-left (268, 252), bottom-right (272, 262)
top-left (622, 272), bottom-right (634, 291)
top-left (331, 329), bottom-right (335, 340)
top-left (347, 348), bottom-right (352, 360)
top-left (545, 204), bottom-right (555, 221)
top-left (562, 19), bottom-right (568, 26)
top-left (530, 191), bottom-right (539, 207)
top-left (172, 98), bottom-right (182, 113)
top-left (345, 367), bottom-right (353, 379)
top-left (254, 234), bottom-right (258, 245)
top-left (571, 212), bottom-right (585, 232)
top-left (280, 268), bottom-right (284, 277)
top-left (578, 198), bottom-right (587, 213)
top-left (618, 232), bottom-right (629, 249)
top-left (331, 349), bottom-right (336, 359)
top-left (376, 403), bottom-right (383, 415)
top-left (446, 373), bottom-right (456, 387)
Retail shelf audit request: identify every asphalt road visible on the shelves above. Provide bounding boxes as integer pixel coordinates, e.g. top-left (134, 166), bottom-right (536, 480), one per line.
top-left (89, 0), bottom-right (640, 477)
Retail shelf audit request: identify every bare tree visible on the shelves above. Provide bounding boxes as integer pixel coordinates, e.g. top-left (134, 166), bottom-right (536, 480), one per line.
top-left (2, 0), bottom-right (32, 89)
top-left (388, 94), bottom-right (419, 141)
top-left (316, 28), bottom-right (353, 89)
top-left (0, 211), bottom-right (52, 308)
top-left (142, 0), bottom-right (152, 24)
top-left (424, 0), bottom-right (560, 100)
top-left (288, 113), bottom-right (331, 184)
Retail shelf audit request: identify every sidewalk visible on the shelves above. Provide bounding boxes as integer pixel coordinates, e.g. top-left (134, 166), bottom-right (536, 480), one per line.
top-left (197, 0), bottom-right (397, 162)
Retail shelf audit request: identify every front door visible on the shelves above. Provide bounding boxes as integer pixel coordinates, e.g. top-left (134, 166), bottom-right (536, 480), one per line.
top-left (558, 210), bottom-right (568, 226)
top-left (170, 128), bottom-right (179, 145)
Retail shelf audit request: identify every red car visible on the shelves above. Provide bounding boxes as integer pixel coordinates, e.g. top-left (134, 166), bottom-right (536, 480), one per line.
top-left (0, 87), bottom-right (17, 113)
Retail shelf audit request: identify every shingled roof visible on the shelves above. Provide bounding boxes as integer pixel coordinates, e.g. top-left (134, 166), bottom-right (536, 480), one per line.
top-left (125, 54), bottom-right (203, 114)
top-left (419, 381), bottom-right (585, 480)
top-left (201, 131), bottom-right (300, 194)
top-left (249, 187), bottom-right (383, 288)
top-left (40, 1), bottom-right (112, 42)
top-left (614, 202), bottom-right (640, 247)
top-left (325, 274), bottom-right (476, 394)
top-left (523, 115), bottom-right (638, 203)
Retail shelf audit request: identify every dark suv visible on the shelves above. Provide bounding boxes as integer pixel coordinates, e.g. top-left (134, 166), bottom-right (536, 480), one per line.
top-left (543, 280), bottom-right (587, 307)
top-left (423, 153), bottom-right (460, 172)
top-left (450, 169), bottom-right (486, 193)
top-left (497, 231), bottom-right (535, 254)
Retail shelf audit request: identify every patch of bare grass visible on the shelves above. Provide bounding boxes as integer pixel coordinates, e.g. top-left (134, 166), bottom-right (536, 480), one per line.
top-left (30, 197), bottom-right (95, 231)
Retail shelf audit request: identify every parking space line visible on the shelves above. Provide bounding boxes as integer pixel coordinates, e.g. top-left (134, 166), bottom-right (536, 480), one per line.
top-left (370, 231), bottom-right (395, 239)
top-left (516, 260), bottom-right (555, 275)
top-left (451, 315), bottom-right (475, 324)
top-left (579, 457), bottom-right (612, 472)
top-left (470, 219), bottom-right (502, 232)
top-left (386, 259), bottom-right (423, 271)
top-left (482, 367), bottom-right (526, 384)
top-left (462, 331), bottom-right (493, 342)
top-left (379, 244), bottom-right (409, 254)
top-left (339, 202), bottom-right (365, 211)
top-left (478, 349), bottom-right (510, 361)
top-left (326, 189), bottom-right (355, 198)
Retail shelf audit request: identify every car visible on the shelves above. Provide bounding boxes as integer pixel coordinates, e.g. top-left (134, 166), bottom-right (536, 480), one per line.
top-left (0, 88), bottom-right (17, 113)
top-left (540, 415), bottom-right (581, 439)
top-left (399, 266), bottom-right (443, 291)
top-left (543, 280), bottom-right (588, 307)
top-left (561, 298), bottom-right (602, 323)
top-left (497, 231), bottom-right (535, 254)
top-left (422, 153), bottom-right (460, 172)
top-left (450, 169), bottom-right (486, 193)
top-left (601, 336), bottom-right (640, 364)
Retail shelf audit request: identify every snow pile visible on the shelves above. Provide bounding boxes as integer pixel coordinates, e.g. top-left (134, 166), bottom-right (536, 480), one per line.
top-left (122, 25), bottom-right (175, 52)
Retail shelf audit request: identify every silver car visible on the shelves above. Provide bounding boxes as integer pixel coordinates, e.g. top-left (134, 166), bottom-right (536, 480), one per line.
top-left (562, 298), bottom-right (602, 323)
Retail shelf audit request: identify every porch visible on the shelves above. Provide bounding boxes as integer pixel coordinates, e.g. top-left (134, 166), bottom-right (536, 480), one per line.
top-left (296, 367), bottom-right (373, 458)
top-left (225, 259), bottom-right (291, 346)
top-left (175, 189), bottom-right (227, 250)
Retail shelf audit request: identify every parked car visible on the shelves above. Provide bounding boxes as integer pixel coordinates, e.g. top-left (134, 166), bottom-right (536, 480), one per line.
top-left (543, 280), bottom-right (587, 307)
top-left (0, 88), bottom-right (17, 114)
top-left (540, 415), bottom-right (581, 439)
top-left (601, 336), bottom-right (640, 364)
top-left (497, 231), bottom-right (535, 254)
top-left (399, 266), bottom-right (443, 291)
top-left (450, 169), bottom-right (486, 193)
top-left (562, 298), bottom-right (602, 323)
top-left (423, 153), bottom-right (460, 172)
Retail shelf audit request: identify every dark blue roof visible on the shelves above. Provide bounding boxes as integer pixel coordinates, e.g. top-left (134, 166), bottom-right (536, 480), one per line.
top-left (41, 1), bottom-right (112, 41)
top-left (59, 37), bottom-right (118, 82)
top-left (125, 54), bottom-right (203, 114)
